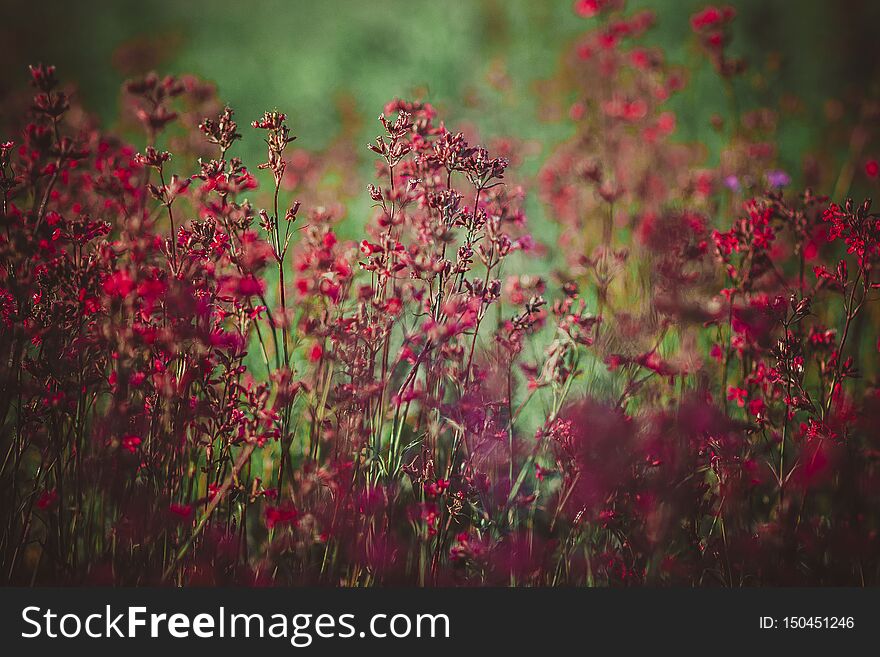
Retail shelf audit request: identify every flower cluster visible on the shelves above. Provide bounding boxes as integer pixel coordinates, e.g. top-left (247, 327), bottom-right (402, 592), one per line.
top-left (2, 1), bottom-right (880, 587)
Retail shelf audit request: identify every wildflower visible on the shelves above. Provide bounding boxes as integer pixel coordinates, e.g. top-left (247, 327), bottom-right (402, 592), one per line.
top-left (265, 505), bottom-right (298, 529)
top-left (36, 489), bottom-right (58, 510)
top-left (307, 343), bottom-right (323, 362)
top-left (727, 386), bottom-right (747, 407)
top-left (574, 0), bottom-right (600, 17)
top-left (765, 170), bottom-right (791, 188)
top-left (168, 504), bottom-right (193, 518)
top-left (103, 270), bottom-right (135, 298)
top-left (120, 435), bottom-right (142, 453)
top-left (748, 397), bottom-right (765, 417)
top-left (4, 36), bottom-right (880, 590)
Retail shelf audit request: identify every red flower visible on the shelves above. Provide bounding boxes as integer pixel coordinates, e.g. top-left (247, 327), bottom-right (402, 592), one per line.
top-left (308, 343), bottom-right (323, 362)
top-left (748, 397), bottom-right (765, 417)
top-left (36, 489), bottom-right (58, 510)
top-left (384, 297), bottom-right (402, 315)
top-left (103, 270), bottom-right (134, 298)
top-left (690, 5), bottom-right (735, 31)
top-left (360, 240), bottom-right (383, 256)
top-left (120, 434), bottom-right (142, 453)
top-left (265, 505), bottom-right (298, 529)
top-left (574, 0), bottom-right (600, 17)
top-left (727, 386), bottom-right (747, 407)
top-left (168, 503), bottom-right (192, 518)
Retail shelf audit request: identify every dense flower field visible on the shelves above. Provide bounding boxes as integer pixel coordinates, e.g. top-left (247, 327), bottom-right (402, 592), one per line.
top-left (2, 2), bottom-right (880, 586)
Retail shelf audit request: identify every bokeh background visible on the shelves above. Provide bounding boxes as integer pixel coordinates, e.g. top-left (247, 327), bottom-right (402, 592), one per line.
top-left (4, 1), bottom-right (880, 152)
top-left (2, 0), bottom-right (880, 245)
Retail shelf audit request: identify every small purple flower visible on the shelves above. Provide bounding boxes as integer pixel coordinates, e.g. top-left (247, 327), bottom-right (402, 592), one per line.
top-left (765, 169), bottom-right (791, 188)
top-left (723, 174), bottom-right (740, 191)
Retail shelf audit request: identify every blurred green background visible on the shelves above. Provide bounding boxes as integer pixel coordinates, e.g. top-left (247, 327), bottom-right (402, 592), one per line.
top-left (2, 0), bottom-right (879, 240)
top-left (3, 0), bottom-right (879, 150)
